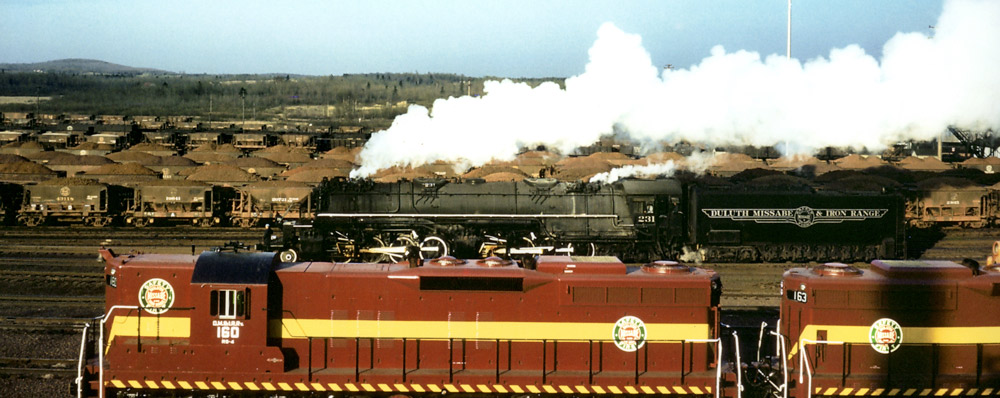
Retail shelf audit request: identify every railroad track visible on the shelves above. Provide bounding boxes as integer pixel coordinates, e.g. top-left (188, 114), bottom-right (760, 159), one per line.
top-left (0, 295), bottom-right (102, 306)
top-left (0, 316), bottom-right (95, 330)
top-left (0, 357), bottom-right (78, 377)
top-left (0, 269), bottom-right (103, 281)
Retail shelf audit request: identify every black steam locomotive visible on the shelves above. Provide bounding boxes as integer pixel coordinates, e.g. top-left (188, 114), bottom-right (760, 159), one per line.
top-left (276, 176), bottom-right (905, 264)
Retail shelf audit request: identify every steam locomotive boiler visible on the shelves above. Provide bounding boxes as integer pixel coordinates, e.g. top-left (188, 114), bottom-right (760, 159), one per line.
top-left (283, 177), bottom-right (686, 263)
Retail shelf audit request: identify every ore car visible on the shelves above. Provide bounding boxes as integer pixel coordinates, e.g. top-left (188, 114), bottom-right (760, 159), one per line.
top-left (906, 178), bottom-right (991, 228)
top-left (229, 181), bottom-right (314, 230)
top-left (233, 132), bottom-right (277, 152)
top-left (17, 177), bottom-right (129, 226)
top-left (687, 184), bottom-right (906, 262)
top-left (124, 180), bottom-right (221, 227)
top-left (773, 260), bottom-right (1000, 398)
top-left (80, 250), bottom-right (734, 397)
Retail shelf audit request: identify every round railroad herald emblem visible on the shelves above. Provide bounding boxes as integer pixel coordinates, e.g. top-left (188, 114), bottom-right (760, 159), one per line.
top-left (869, 318), bottom-right (903, 354)
top-left (613, 316), bottom-right (647, 352)
top-left (138, 278), bottom-right (175, 315)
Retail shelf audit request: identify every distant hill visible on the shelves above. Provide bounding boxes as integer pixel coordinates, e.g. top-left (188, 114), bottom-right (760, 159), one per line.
top-left (0, 59), bottom-right (171, 75)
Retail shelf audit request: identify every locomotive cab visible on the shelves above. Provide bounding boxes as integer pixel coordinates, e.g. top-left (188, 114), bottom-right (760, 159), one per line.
top-left (98, 248), bottom-right (287, 391)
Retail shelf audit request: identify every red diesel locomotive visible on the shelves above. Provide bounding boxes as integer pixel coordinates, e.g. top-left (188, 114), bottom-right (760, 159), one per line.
top-left (82, 249), bottom-right (734, 397)
top-left (774, 260), bottom-right (1000, 398)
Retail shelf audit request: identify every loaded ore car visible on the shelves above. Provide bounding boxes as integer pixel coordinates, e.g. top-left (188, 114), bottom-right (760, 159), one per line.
top-left (80, 250), bottom-right (734, 397)
top-left (906, 178), bottom-right (991, 228)
top-left (287, 177), bottom-right (685, 263)
top-left (687, 184), bottom-right (905, 262)
top-left (230, 180), bottom-right (314, 229)
top-left (772, 260), bottom-right (1000, 398)
top-left (124, 180), bottom-right (222, 227)
top-left (17, 177), bottom-right (130, 226)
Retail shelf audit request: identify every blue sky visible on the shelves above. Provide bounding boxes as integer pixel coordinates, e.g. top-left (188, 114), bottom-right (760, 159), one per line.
top-left (1, 0), bottom-right (942, 77)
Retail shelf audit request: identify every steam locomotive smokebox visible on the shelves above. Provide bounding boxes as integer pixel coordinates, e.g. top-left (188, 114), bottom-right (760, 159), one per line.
top-left (780, 259), bottom-right (1000, 397)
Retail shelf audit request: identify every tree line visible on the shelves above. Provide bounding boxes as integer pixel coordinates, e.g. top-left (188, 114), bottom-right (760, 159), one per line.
top-left (0, 71), bottom-right (563, 128)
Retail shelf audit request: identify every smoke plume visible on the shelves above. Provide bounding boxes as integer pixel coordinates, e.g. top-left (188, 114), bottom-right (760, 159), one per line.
top-left (352, 0), bottom-right (1000, 178)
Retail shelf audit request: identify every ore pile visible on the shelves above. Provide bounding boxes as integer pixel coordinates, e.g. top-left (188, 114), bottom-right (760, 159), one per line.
top-left (129, 142), bottom-right (177, 157)
top-left (320, 146), bottom-right (363, 163)
top-left (0, 140), bottom-right (44, 156)
top-left (959, 157), bottom-right (1000, 174)
top-left (84, 162), bottom-right (159, 185)
top-left (183, 164), bottom-right (259, 186)
top-left (42, 153), bottom-right (115, 177)
top-left (769, 156), bottom-right (841, 179)
top-left (708, 153), bottom-right (765, 177)
top-left (822, 175), bottom-right (903, 192)
top-left (37, 176), bottom-right (104, 186)
top-left (225, 157), bottom-right (285, 179)
top-left (282, 158), bottom-right (353, 184)
top-left (898, 156), bottom-right (952, 171)
top-left (184, 143), bottom-right (241, 164)
top-left (462, 165), bottom-right (530, 181)
top-left (253, 145), bottom-right (313, 167)
top-left (61, 141), bottom-right (115, 156)
top-left (553, 154), bottom-right (615, 181)
top-left (0, 161), bottom-right (57, 182)
top-left (833, 154), bottom-right (887, 170)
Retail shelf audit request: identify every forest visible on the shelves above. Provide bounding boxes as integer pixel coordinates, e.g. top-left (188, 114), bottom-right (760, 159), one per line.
top-left (0, 70), bottom-right (563, 129)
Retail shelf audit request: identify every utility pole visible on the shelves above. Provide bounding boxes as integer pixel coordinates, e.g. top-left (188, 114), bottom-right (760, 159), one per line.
top-left (787, 0), bottom-right (792, 59)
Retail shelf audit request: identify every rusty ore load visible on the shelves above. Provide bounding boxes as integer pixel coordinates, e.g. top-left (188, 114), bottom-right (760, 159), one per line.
top-left (18, 177), bottom-right (127, 227)
top-left (230, 180), bottom-right (314, 227)
top-left (125, 179), bottom-right (218, 227)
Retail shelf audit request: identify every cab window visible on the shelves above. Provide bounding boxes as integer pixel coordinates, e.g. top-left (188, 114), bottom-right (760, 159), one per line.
top-left (210, 289), bottom-right (249, 319)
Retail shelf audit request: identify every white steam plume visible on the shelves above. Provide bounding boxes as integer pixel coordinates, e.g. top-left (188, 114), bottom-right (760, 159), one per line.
top-left (589, 161), bottom-right (679, 184)
top-left (353, 0), bottom-right (1000, 178)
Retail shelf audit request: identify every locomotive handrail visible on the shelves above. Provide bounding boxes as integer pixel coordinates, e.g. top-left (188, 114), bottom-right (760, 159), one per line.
top-left (98, 305), bottom-right (139, 398)
top-left (75, 318), bottom-right (99, 398)
top-left (798, 338), bottom-right (845, 398)
top-left (316, 212), bottom-right (618, 219)
top-left (686, 338), bottom-right (723, 398)
top-left (731, 330), bottom-right (744, 398)
top-left (771, 329), bottom-right (790, 398)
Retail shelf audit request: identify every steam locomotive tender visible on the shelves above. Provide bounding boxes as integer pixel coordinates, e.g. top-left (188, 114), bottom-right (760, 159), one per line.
top-left (84, 249), bottom-right (733, 397)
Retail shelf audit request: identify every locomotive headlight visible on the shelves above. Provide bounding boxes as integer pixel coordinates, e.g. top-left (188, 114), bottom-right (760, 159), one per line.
top-left (800, 284), bottom-right (806, 290)
top-left (68, 205), bottom-right (74, 210)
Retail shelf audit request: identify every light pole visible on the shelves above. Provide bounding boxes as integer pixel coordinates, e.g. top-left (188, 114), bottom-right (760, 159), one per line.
top-left (787, 0), bottom-right (792, 59)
